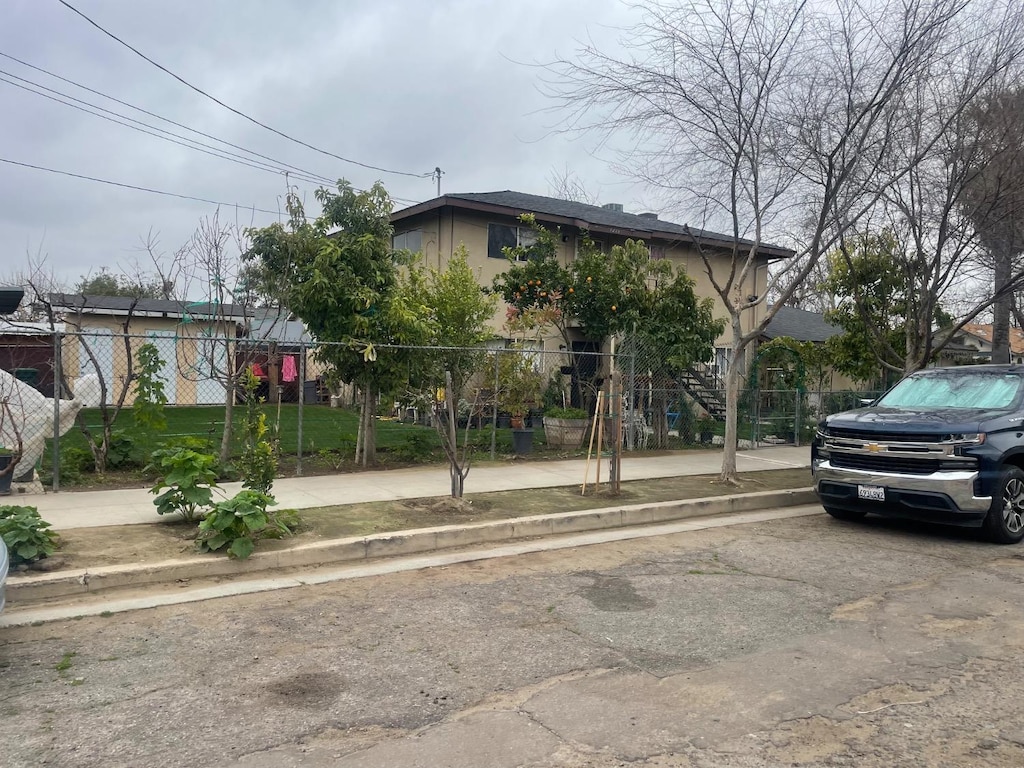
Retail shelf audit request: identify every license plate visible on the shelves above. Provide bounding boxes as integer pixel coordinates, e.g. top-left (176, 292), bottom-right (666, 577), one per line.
top-left (857, 485), bottom-right (885, 502)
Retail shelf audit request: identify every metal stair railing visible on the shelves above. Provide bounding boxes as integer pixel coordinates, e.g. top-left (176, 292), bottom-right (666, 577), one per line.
top-left (679, 363), bottom-right (727, 419)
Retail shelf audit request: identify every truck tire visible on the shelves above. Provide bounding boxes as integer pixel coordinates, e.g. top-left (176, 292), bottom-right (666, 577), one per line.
top-left (984, 467), bottom-right (1024, 544)
top-left (823, 505), bottom-right (867, 522)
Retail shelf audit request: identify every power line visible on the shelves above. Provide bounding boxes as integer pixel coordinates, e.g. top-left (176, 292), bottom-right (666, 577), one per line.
top-left (0, 156), bottom-right (289, 216)
top-left (0, 58), bottom-right (424, 206)
top-left (0, 50), bottom-right (339, 187)
top-left (0, 156), bottom-right (423, 216)
top-left (0, 74), bottom-right (328, 186)
top-left (57, 0), bottom-right (435, 181)
top-left (0, 70), bottom-right (332, 186)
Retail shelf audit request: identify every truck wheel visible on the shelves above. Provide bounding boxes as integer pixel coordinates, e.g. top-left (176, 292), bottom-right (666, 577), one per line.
top-left (823, 506), bottom-right (867, 522)
top-left (984, 467), bottom-right (1024, 544)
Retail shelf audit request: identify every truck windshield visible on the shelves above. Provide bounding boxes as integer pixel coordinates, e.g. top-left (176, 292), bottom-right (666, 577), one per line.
top-left (877, 372), bottom-right (1023, 410)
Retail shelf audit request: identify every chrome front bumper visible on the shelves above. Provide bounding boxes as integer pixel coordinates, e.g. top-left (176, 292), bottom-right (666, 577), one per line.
top-left (813, 459), bottom-right (991, 514)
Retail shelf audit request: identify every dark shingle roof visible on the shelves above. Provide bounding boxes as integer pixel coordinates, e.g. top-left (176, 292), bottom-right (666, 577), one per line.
top-left (49, 294), bottom-right (249, 319)
top-left (393, 190), bottom-right (794, 258)
top-left (762, 306), bottom-right (841, 343)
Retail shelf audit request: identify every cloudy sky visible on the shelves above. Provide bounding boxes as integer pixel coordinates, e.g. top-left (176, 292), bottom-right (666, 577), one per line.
top-left (1, 0), bottom-right (651, 288)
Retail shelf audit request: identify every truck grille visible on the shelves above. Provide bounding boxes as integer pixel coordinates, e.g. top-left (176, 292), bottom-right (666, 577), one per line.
top-left (830, 453), bottom-right (940, 475)
top-left (827, 428), bottom-right (944, 443)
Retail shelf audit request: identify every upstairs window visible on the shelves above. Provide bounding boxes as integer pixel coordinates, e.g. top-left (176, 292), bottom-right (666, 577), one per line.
top-left (393, 229), bottom-right (423, 253)
top-left (488, 223), bottom-right (537, 260)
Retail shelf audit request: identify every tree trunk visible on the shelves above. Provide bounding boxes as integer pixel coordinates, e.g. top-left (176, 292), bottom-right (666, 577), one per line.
top-left (362, 386), bottom-right (377, 466)
top-left (992, 246), bottom-right (1013, 364)
top-left (720, 314), bottom-right (747, 484)
top-left (219, 382), bottom-right (235, 466)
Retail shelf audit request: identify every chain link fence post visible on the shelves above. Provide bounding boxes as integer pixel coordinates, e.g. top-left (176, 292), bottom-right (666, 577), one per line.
top-left (296, 341), bottom-right (305, 477)
top-left (490, 349), bottom-right (499, 461)
top-left (51, 329), bottom-right (62, 493)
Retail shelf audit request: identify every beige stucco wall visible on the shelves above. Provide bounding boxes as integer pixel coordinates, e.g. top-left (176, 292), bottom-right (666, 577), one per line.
top-left (396, 208), bottom-right (770, 355)
top-left (61, 314), bottom-right (237, 406)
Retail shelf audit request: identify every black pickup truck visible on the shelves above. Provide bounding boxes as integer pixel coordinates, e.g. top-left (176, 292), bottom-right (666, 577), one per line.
top-left (812, 365), bottom-right (1024, 543)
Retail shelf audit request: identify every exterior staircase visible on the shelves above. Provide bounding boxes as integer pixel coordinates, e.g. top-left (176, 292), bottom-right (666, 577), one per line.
top-left (679, 364), bottom-right (727, 419)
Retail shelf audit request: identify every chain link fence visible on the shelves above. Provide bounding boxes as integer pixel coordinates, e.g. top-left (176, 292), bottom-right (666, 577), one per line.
top-left (0, 328), bottom-right (883, 491)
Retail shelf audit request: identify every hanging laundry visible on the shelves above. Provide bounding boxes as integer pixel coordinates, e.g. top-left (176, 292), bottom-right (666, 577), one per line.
top-left (251, 363), bottom-right (265, 378)
top-left (282, 355), bottom-right (298, 382)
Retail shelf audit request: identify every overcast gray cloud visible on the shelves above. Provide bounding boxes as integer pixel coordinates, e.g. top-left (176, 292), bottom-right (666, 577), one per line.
top-left (0, 0), bottom-right (650, 288)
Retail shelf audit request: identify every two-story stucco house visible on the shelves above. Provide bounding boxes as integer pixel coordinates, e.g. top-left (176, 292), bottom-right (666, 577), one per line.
top-left (391, 190), bottom-right (794, 379)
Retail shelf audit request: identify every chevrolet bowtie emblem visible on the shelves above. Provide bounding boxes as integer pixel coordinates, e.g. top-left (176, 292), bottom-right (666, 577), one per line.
top-left (865, 443), bottom-right (884, 452)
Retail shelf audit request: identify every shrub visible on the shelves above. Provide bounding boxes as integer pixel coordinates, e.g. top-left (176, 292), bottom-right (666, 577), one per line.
top-left (57, 446), bottom-right (96, 483)
top-left (390, 431), bottom-right (436, 463)
top-left (146, 446), bottom-right (220, 522)
top-left (544, 406), bottom-right (589, 420)
top-left (0, 505), bottom-right (59, 565)
top-left (197, 490), bottom-right (293, 560)
top-left (237, 368), bottom-right (277, 494)
top-left (105, 430), bottom-right (138, 470)
top-left (132, 343), bottom-right (168, 433)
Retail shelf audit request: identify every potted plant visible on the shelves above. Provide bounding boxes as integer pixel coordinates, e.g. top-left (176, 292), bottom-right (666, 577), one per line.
top-left (496, 351), bottom-right (543, 454)
top-left (0, 448), bottom-right (14, 496)
top-left (543, 406), bottom-right (590, 449)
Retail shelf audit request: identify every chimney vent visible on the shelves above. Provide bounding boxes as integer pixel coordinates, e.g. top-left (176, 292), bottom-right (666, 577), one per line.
top-left (601, 203), bottom-right (624, 213)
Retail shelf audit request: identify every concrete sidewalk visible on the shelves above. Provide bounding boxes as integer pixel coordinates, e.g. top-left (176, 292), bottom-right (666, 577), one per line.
top-left (19, 446), bottom-right (811, 531)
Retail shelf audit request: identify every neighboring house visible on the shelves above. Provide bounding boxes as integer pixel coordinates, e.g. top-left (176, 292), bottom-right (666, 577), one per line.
top-left (391, 191), bottom-right (794, 370)
top-left (48, 295), bottom-right (309, 406)
top-left (760, 306), bottom-right (861, 391)
top-left (0, 320), bottom-right (62, 398)
top-left (940, 323), bottom-right (1024, 365)
top-left (243, 308), bottom-right (320, 403)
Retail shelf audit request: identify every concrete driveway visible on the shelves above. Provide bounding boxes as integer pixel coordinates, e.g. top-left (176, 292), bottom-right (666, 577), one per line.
top-left (2, 505), bottom-right (1023, 767)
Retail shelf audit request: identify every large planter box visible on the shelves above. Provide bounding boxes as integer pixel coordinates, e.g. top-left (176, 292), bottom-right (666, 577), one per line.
top-left (543, 417), bottom-right (589, 449)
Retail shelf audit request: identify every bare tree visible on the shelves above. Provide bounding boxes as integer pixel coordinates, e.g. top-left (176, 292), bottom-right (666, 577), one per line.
top-left (177, 211), bottom-right (293, 465)
top-left (959, 87), bottom-right (1024, 362)
top-left (135, 228), bottom-right (187, 301)
top-left (546, 165), bottom-right (601, 205)
top-left (547, 0), bottom-right (1024, 481)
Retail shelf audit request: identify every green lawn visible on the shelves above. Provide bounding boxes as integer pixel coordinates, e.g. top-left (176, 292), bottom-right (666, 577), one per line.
top-left (55, 404), bottom-right (443, 458)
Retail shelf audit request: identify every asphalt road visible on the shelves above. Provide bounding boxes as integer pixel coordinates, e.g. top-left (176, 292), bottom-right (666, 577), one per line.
top-left (2, 505), bottom-right (1024, 767)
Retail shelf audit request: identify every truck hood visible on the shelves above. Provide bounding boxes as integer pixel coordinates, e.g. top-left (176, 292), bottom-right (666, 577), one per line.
top-left (825, 406), bottom-right (1005, 433)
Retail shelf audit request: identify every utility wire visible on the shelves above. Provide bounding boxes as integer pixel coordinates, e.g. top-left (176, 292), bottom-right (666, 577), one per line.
top-left (0, 70), bottom-right (330, 185)
top-left (0, 155), bottom-right (422, 216)
top-left (0, 74), bottom-right (323, 185)
top-left (0, 50), bottom-right (339, 187)
top-left (0, 156), bottom-right (289, 216)
top-left (57, 0), bottom-right (434, 180)
top-left (0, 63), bottom-right (423, 205)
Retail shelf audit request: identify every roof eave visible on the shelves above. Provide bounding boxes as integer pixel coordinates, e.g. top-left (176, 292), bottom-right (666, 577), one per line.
top-left (392, 196), bottom-right (795, 260)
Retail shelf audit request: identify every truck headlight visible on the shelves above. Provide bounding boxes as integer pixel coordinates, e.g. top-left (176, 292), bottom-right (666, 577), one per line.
top-left (947, 433), bottom-right (985, 455)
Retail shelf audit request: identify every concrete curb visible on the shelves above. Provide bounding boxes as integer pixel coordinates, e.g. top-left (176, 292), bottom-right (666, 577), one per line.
top-left (7, 487), bottom-right (817, 605)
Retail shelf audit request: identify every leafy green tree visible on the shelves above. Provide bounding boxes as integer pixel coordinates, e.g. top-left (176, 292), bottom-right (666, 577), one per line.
top-left (237, 367), bottom-right (277, 495)
top-left (398, 246), bottom-right (497, 497)
top-left (823, 231), bottom-right (952, 384)
top-left (132, 343), bottom-right (168, 434)
top-left (75, 269), bottom-right (164, 299)
top-left (493, 216), bottom-right (724, 422)
top-left (246, 182), bottom-right (432, 465)
top-left (629, 271), bottom-right (725, 447)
